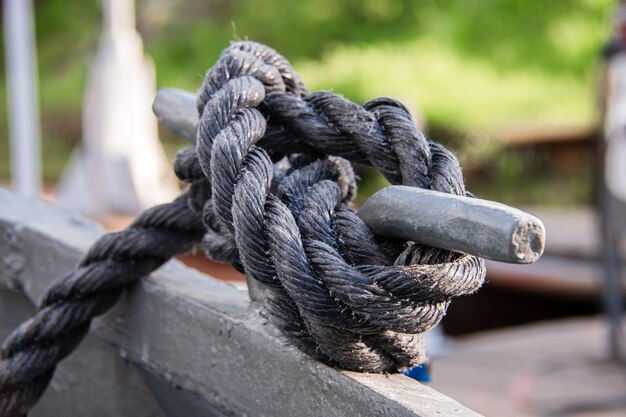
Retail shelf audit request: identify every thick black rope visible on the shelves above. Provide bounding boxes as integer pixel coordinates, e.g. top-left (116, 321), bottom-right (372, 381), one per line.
top-left (0, 193), bottom-right (205, 416)
top-left (0, 41), bottom-right (485, 416)
top-left (193, 41), bottom-right (485, 371)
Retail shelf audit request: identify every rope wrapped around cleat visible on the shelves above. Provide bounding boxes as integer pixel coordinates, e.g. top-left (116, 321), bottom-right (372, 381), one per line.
top-left (0, 41), bottom-right (485, 416)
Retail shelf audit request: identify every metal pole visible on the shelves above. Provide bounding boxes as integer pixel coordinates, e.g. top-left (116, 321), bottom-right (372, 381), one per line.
top-left (3, 0), bottom-right (42, 197)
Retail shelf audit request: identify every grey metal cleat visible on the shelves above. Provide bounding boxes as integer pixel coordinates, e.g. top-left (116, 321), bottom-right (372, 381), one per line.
top-left (153, 88), bottom-right (197, 142)
top-left (359, 186), bottom-right (544, 264)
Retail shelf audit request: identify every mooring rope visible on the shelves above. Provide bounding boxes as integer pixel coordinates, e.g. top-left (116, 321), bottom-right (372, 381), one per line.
top-left (0, 41), bottom-right (485, 416)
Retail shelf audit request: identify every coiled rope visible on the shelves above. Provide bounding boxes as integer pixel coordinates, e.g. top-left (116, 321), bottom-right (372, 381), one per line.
top-left (0, 41), bottom-right (485, 416)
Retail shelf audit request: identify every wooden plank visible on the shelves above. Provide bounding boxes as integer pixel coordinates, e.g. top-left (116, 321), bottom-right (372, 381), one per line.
top-left (485, 256), bottom-right (602, 298)
top-left (430, 317), bottom-right (626, 417)
top-left (497, 126), bottom-right (596, 147)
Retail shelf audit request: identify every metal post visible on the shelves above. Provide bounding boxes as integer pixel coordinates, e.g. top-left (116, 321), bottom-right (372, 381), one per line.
top-left (3, 0), bottom-right (42, 197)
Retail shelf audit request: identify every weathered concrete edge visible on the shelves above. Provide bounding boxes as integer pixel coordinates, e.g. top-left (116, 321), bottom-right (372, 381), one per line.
top-left (0, 188), bottom-right (480, 417)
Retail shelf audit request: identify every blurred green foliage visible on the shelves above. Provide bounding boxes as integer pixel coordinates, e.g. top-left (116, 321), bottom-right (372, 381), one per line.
top-left (0, 0), bottom-right (614, 206)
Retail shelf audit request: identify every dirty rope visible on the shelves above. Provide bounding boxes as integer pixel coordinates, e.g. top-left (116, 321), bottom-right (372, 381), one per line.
top-left (0, 41), bottom-right (485, 416)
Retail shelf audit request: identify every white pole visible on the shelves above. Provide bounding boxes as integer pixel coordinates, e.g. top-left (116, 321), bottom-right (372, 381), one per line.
top-left (56, 0), bottom-right (179, 215)
top-left (3, 0), bottom-right (42, 197)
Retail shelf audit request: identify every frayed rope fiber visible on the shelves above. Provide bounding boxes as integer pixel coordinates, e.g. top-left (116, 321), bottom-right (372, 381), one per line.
top-left (0, 41), bottom-right (485, 416)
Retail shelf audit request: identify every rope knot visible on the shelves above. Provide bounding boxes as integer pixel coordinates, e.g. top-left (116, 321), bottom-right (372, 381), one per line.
top-left (0, 40), bottom-right (487, 416)
top-left (190, 41), bottom-right (486, 372)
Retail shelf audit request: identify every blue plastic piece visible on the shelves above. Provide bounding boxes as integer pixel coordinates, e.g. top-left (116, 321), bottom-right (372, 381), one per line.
top-left (402, 364), bottom-right (431, 383)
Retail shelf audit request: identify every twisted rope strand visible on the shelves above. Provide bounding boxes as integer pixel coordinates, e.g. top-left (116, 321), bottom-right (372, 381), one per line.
top-left (260, 92), bottom-right (468, 195)
top-left (0, 195), bottom-right (205, 416)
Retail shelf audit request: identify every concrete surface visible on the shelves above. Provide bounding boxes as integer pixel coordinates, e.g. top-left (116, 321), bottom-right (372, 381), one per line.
top-left (0, 188), bottom-right (479, 417)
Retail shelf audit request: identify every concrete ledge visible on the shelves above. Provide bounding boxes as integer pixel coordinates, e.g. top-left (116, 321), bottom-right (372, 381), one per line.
top-left (0, 188), bottom-right (479, 417)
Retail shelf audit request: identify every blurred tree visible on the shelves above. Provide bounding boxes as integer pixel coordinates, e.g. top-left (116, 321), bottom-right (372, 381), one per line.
top-left (0, 0), bottom-right (615, 208)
